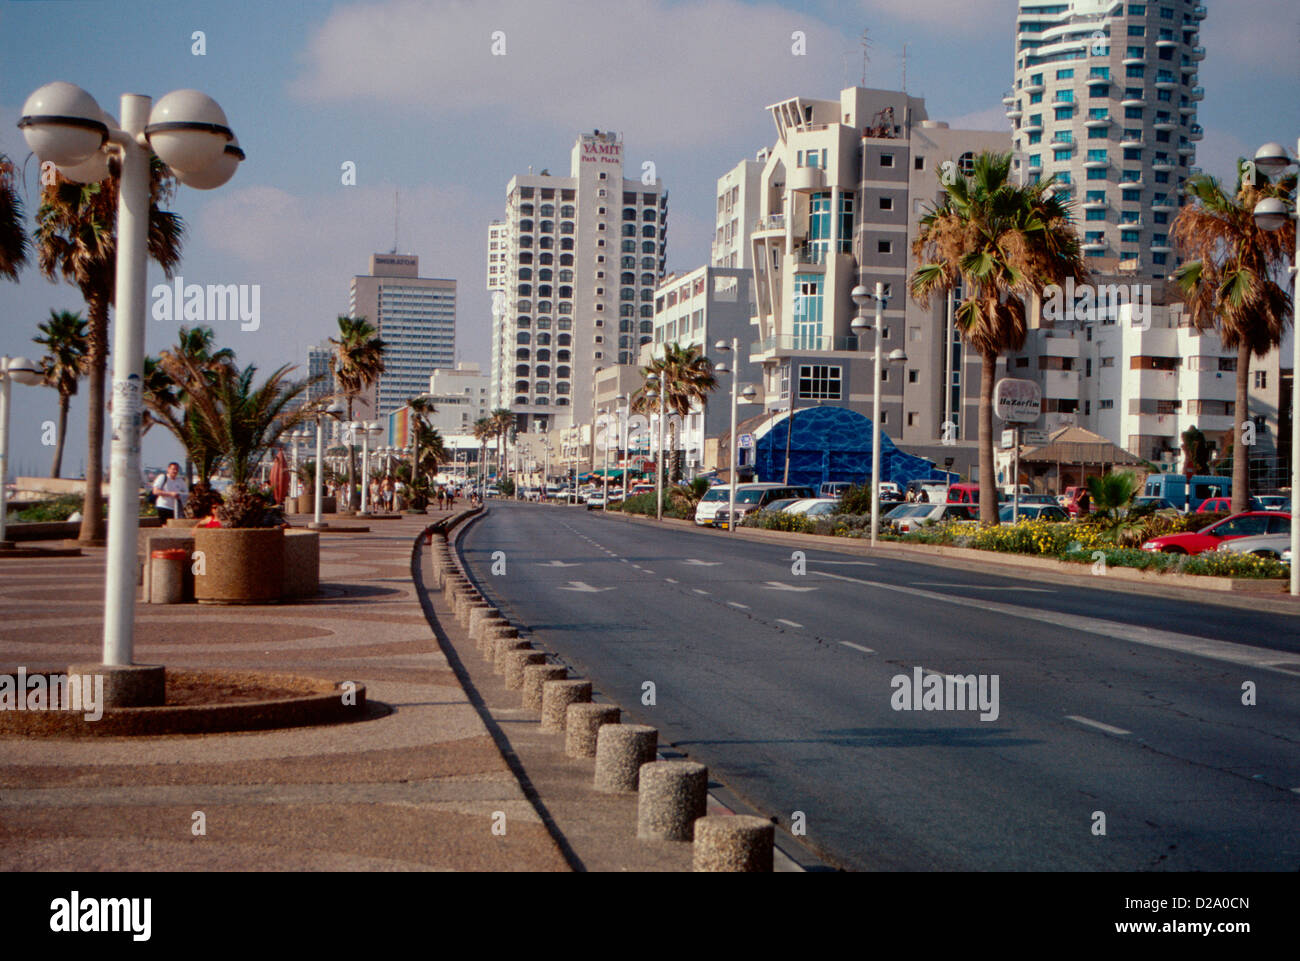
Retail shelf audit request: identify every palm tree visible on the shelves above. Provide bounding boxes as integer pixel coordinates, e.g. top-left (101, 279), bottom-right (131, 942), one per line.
top-left (472, 416), bottom-right (494, 488)
top-left (910, 151), bottom-right (1088, 524)
top-left (417, 424), bottom-right (447, 482)
top-left (0, 154), bottom-right (29, 281)
top-left (631, 342), bottom-right (718, 485)
top-left (1172, 167), bottom-right (1296, 512)
top-left (407, 395), bottom-right (437, 489)
top-left (156, 325), bottom-right (236, 484)
top-left (176, 359), bottom-right (314, 526)
top-left (35, 159), bottom-right (185, 542)
top-left (1085, 470), bottom-right (1140, 519)
top-left (32, 309), bottom-right (89, 477)
top-left (490, 408), bottom-right (515, 480)
top-left (328, 315), bottom-right (386, 508)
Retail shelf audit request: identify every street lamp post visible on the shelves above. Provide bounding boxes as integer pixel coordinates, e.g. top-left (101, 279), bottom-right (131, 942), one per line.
top-left (311, 402), bottom-right (342, 529)
top-left (1251, 138), bottom-right (1300, 596)
top-left (852, 283), bottom-right (907, 547)
top-left (647, 373), bottom-right (666, 520)
top-left (0, 357), bottom-right (45, 549)
top-left (19, 82), bottom-right (241, 673)
top-left (600, 409), bottom-right (612, 512)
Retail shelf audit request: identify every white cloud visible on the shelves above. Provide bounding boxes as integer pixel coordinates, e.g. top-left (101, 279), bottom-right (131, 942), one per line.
top-left (863, 0), bottom-right (1011, 32)
top-left (946, 105), bottom-right (1013, 131)
top-left (291, 0), bottom-right (842, 147)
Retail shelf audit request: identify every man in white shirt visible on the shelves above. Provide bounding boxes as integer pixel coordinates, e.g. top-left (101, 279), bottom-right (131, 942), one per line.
top-left (152, 462), bottom-right (188, 521)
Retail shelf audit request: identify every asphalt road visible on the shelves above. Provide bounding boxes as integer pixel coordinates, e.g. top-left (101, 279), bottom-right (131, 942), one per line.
top-left (460, 501), bottom-right (1300, 871)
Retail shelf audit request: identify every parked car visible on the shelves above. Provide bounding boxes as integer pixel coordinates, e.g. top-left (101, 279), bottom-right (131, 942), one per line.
top-left (1197, 496), bottom-right (1262, 514)
top-left (585, 493), bottom-right (606, 510)
top-left (946, 482), bottom-right (981, 505)
top-left (1140, 511), bottom-right (1291, 555)
top-left (891, 503), bottom-right (978, 534)
top-left (905, 479), bottom-right (950, 503)
top-left (998, 504), bottom-right (1069, 522)
top-left (1062, 486), bottom-right (1092, 517)
top-left (1256, 495), bottom-right (1291, 512)
top-left (1132, 496), bottom-right (1183, 512)
top-left (818, 481), bottom-right (853, 500)
top-left (1141, 473), bottom-right (1232, 512)
top-left (785, 498), bottom-right (841, 517)
top-left (1016, 494), bottom-right (1059, 506)
top-left (1215, 533), bottom-right (1291, 560)
top-left (697, 483), bottom-right (814, 527)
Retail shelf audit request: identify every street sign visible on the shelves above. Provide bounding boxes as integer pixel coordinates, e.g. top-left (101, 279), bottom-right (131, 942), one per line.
top-left (1001, 429), bottom-right (1016, 450)
top-left (994, 377), bottom-right (1042, 423)
top-left (1021, 429), bottom-right (1050, 446)
top-left (738, 433), bottom-right (754, 450)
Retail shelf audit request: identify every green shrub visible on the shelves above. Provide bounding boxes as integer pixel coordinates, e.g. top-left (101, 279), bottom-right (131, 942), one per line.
top-left (1182, 551), bottom-right (1288, 579)
top-left (836, 485), bottom-right (874, 515)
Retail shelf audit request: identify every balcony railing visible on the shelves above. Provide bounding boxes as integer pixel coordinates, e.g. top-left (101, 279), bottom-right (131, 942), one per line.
top-left (791, 244), bottom-right (830, 266)
top-left (754, 214), bottom-right (786, 232)
top-left (752, 334), bottom-right (865, 354)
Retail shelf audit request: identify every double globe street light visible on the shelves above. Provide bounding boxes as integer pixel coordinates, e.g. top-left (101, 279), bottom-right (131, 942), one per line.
top-left (712, 339), bottom-right (757, 534)
top-left (1250, 140), bottom-right (1299, 597)
top-left (19, 81), bottom-right (243, 678)
top-left (852, 283), bottom-right (907, 547)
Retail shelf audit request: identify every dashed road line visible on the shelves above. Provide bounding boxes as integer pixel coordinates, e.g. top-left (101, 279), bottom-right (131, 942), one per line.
top-left (693, 589), bottom-right (710, 596)
top-left (839, 641), bottom-right (875, 654)
top-left (664, 578), bottom-right (678, 584)
top-left (1065, 715), bottom-right (1132, 736)
top-left (776, 618), bottom-right (803, 629)
top-left (728, 601), bottom-right (750, 610)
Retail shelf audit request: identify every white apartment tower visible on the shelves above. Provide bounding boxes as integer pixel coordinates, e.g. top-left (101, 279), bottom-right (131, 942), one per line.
top-left (487, 131), bottom-right (668, 433)
top-left (713, 154), bottom-right (765, 269)
top-left (349, 254), bottom-right (456, 418)
top-left (1006, 0), bottom-right (1207, 283)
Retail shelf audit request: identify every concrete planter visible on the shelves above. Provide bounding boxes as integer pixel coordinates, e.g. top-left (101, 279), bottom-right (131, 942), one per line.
top-left (282, 530), bottom-right (320, 599)
top-left (165, 518), bottom-right (201, 529)
top-left (193, 527), bottom-right (285, 605)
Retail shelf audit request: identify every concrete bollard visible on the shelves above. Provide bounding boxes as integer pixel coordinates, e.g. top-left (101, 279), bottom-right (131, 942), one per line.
top-left (692, 815), bottom-right (774, 872)
top-left (540, 679), bottom-right (591, 733)
top-left (504, 650), bottom-right (546, 689)
top-left (472, 616), bottom-right (511, 643)
top-left (477, 623), bottom-right (517, 656)
top-left (443, 580), bottom-right (469, 605)
top-left (564, 703), bottom-right (620, 758)
top-left (148, 548), bottom-right (187, 604)
top-left (593, 724), bottom-right (658, 793)
top-left (467, 605), bottom-right (498, 634)
top-left (637, 761), bottom-right (709, 842)
top-left (458, 598), bottom-right (490, 627)
top-left (493, 636), bottom-right (532, 673)
top-left (521, 665), bottom-right (567, 712)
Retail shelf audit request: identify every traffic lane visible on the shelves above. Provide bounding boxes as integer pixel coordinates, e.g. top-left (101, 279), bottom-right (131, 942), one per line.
top-left (536, 510), bottom-right (1300, 798)
top-left (464, 507), bottom-right (1300, 870)
top-left (576, 509), bottom-right (1300, 655)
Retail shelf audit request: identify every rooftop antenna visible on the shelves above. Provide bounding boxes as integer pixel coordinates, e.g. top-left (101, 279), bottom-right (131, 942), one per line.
top-left (860, 29), bottom-right (872, 87)
top-left (902, 42), bottom-right (909, 93)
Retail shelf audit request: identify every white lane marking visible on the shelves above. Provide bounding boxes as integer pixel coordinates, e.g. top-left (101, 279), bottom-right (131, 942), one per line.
top-left (682, 559), bottom-right (723, 566)
top-left (911, 582), bottom-right (1054, 592)
top-left (557, 581), bottom-right (615, 593)
top-left (642, 570), bottom-right (655, 575)
top-left (1291, 788), bottom-right (1300, 795)
top-left (811, 570), bottom-right (1300, 677)
top-left (811, 560), bottom-right (878, 566)
top-left (1065, 715), bottom-right (1132, 736)
top-left (776, 618), bottom-right (803, 629)
top-left (664, 578), bottom-right (679, 584)
top-left (728, 601), bottom-right (750, 610)
top-left (839, 641), bottom-right (875, 654)
top-left (536, 560), bottom-right (581, 568)
top-left (762, 581), bottom-right (818, 592)
top-left (693, 589), bottom-right (711, 595)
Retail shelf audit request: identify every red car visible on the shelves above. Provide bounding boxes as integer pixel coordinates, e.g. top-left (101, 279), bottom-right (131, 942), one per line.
top-left (1140, 511), bottom-right (1291, 555)
top-left (1196, 496), bottom-right (1263, 514)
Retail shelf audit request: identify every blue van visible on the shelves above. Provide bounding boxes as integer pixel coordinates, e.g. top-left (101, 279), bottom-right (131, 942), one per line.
top-left (1142, 474), bottom-right (1231, 512)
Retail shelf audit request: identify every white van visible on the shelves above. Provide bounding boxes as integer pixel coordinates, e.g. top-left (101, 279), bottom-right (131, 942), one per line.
top-left (694, 483), bottom-right (815, 527)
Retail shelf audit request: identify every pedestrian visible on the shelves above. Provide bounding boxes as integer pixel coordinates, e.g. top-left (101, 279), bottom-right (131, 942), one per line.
top-left (918, 489), bottom-right (929, 503)
top-left (152, 462), bottom-right (188, 521)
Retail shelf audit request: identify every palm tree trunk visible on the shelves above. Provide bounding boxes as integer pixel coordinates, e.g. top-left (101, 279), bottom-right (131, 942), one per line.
top-left (1232, 340), bottom-right (1251, 513)
top-left (78, 300), bottom-right (107, 543)
top-left (346, 396), bottom-right (356, 511)
top-left (978, 349), bottom-right (998, 526)
top-left (50, 394), bottom-right (68, 478)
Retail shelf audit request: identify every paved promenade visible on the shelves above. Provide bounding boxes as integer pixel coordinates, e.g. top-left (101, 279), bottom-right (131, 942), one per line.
top-left (0, 513), bottom-right (569, 872)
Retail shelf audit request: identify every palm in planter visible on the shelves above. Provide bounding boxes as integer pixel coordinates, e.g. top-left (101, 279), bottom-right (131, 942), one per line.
top-left (329, 315), bottom-right (386, 508)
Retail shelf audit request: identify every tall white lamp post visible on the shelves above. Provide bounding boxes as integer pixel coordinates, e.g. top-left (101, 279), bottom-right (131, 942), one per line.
top-left (19, 82), bottom-right (241, 678)
top-left (852, 283), bottom-right (907, 546)
top-left (310, 401), bottom-right (342, 530)
top-left (1251, 139), bottom-right (1299, 596)
top-left (646, 373), bottom-right (667, 520)
top-left (712, 338), bottom-right (759, 532)
top-left (0, 357), bottom-right (46, 549)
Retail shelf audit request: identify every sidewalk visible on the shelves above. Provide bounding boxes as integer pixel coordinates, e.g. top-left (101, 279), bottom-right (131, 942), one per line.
top-left (0, 513), bottom-right (569, 871)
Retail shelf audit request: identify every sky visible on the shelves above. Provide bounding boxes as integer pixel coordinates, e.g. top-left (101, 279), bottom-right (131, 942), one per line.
top-left (1, 0), bottom-right (1297, 478)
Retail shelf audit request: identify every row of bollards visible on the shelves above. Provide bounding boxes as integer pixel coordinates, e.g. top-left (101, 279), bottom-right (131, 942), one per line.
top-left (424, 524), bottom-right (775, 871)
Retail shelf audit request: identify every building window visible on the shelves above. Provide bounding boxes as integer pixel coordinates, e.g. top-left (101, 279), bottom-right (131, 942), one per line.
top-left (880, 153), bottom-right (895, 168)
top-left (798, 364), bottom-right (842, 400)
top-left (1255, 370), bottom-right (1267, 389)
top-left (877, 239), bottom-right (893, 254)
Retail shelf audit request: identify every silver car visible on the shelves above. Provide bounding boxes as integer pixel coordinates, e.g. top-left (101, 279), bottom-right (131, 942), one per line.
top-left (1215, 533), bottom-right (1290, 560)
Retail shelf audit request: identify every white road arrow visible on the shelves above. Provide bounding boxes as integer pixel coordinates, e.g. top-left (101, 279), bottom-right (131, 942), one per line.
top-left (761, 581), bottom-right (818, 592)
top-left (681, 559), bottom-right (723, 566)
top-left (558, 581), bottom-right (615, 592)
top-left (537, 561), bottom-right (582, 567)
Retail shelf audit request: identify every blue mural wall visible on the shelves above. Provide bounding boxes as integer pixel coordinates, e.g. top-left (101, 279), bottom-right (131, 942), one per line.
top-left (752, 406), bottom-right (948, 489)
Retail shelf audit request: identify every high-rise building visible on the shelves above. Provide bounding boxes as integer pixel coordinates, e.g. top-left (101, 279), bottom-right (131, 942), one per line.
top-left (486, 130), bottom-right (668, 434)
top-left (712, 154), bottom-right (765, 269)
top-left (349, 253), bottom-right (456, 418)
top-left (306, 343), bottom-right (335, 405)
top-left (1006, 0), bottom-right (1207, 283)
top-left (746, 85), bottom-right (1014, 473)
top-left (425, 362), bottom-right (491, 435)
